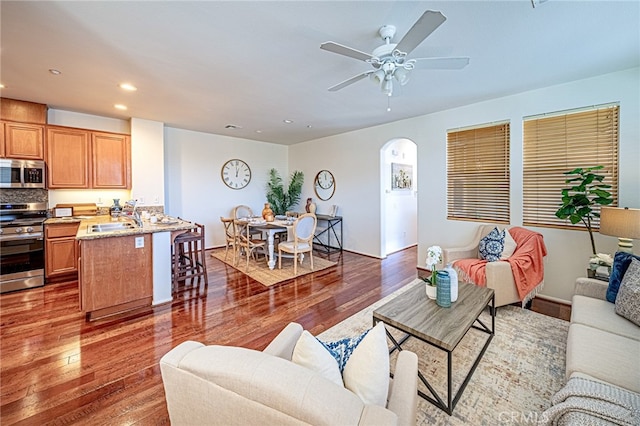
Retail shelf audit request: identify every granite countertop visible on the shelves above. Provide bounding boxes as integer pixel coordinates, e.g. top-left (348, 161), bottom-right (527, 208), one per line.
top-left (46, 216), bottom-right (195, 240)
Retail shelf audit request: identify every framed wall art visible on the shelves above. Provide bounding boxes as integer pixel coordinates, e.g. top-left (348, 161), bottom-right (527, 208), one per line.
top-left (391, 163), bottom-right (413, 190)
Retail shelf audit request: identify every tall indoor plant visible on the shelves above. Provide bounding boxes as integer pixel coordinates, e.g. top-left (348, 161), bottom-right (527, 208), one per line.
top-left (555, 165), bottom-right (613, 255)
top-left (266, 169), bottom-right (304, 215)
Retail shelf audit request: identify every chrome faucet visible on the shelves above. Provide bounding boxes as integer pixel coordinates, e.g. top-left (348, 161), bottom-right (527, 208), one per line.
top-left (125, 199), bottom-right (143, 227)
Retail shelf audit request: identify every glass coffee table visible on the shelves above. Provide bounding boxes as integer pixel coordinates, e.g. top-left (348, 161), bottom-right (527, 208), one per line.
top-left (373, 281), bottom-right (495, 415)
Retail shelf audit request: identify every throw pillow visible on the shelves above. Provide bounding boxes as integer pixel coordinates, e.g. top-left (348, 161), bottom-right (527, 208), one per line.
top-left (320, 328), bottom-right (370, 373)
top-left (500, 229), bottom-right (517, 260)
top-left (606, 252), bottom-right (640, 303)
top-left (479, 227), bottom-right (505, 262)
top-left (341, 322), bottom-right (390, 407)
top-left (614, 258), bottom-right (640, 326)
top-left (291, 330), bottom-right (343, 387)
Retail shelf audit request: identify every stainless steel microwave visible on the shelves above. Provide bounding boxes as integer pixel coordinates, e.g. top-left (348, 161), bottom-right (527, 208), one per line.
top-left (0, 159), bottom-right (46, 188)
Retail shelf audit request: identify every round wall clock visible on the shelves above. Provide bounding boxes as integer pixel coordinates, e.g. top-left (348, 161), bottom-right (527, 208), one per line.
top-left (314, 169), bottom-right (335, 200)
top-left (221, 159), bottom-right (251, 189)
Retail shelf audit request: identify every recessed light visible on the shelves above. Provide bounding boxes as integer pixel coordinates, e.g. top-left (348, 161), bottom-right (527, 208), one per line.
top-left (283, 119), bottom-right (293, 124)
top-left (49, 69), bottom-right (62, 75)
top-left (307, 125), bottom-right (312, 129)
top-left (114, 104), bottom-right (127, 110)
top-left (256, 130), bottom-right (263, 133)
top-left (119, 83), bottom-right (137, 91)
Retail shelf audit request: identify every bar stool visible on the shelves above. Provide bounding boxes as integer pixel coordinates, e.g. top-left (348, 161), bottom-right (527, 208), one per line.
top-left (172, 222), bottom-right (208, 293)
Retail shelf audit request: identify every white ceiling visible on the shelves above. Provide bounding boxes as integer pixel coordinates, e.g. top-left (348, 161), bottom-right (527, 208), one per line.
top-left (1, 1), bottom-right (638, 145)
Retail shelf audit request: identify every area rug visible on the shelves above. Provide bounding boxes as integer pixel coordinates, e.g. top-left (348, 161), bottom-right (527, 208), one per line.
top-left (318, 279), bottom-right (569, 425)
top-left (210, 249), bottom-right (336, 287)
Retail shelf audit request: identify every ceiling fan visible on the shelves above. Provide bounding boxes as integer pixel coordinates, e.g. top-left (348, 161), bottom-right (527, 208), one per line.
top-left (320, 10), bottom-right (469, 96)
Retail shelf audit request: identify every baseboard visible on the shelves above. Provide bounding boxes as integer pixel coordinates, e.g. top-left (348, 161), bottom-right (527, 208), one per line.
top-left (536, 293), bottom-right (572, 306)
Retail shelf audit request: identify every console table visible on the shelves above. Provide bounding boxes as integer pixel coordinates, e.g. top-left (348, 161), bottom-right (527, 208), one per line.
top-left (313, 214), bottom-right (342, 253)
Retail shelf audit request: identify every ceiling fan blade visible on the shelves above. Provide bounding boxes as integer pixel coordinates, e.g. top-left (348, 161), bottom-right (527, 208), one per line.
top-left (320, 41), bottom-right (375, 62)
top-left (413, 57), bottom-right (470, 70)
top-left (328, 71), bottom-right (373, 91)
top-left (395, 10), bottom-right (447, 55)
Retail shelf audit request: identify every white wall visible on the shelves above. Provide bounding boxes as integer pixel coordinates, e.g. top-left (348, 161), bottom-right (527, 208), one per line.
top-left (382, 138), bottom-right (418, 255)
top-left (290, 67), bottom-right (639, 302)
top-left (130, 118), bottom-right (164, 207)
top-left (163, 127), bottom-right (288, 248)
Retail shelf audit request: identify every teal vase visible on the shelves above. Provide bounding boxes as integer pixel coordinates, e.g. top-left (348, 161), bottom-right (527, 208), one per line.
top-left (436, 271), bottom-right (451, 308)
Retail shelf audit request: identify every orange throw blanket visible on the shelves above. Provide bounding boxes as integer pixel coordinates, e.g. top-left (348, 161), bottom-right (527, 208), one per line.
top-left (454, 227), bottom-right (547, 300)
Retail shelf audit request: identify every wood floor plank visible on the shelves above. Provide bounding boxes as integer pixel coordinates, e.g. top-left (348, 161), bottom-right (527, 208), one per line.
top-left (0, 246), bottom-right (566, 424)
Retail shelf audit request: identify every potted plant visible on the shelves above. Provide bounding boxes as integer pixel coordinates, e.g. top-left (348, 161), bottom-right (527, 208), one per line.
top-left (423, 245), bottom-right (442, 299)
top-left (555, 165), bottom-right (613, 255)
top-left (266, 169), bottom-right (304, 215)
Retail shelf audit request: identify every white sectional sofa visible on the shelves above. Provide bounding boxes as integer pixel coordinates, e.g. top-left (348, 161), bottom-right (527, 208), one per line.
top-left (542, 277), bottom-right (640, 424)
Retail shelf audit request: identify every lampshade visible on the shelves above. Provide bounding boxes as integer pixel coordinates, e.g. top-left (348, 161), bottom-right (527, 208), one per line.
top-left (394, 67), bottom-right (410, 85)
top-left (599, 206), bottom-right (640, 253)
top-left (370, 69), bottom-right (385, 86)
top-left (381, 78), bottom-right (393, 96)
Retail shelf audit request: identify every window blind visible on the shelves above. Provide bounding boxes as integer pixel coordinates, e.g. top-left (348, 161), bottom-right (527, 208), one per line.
top-left (447, 122), bottom-right (510, 223)
top-left (522, 105), bottom-right (619, 229)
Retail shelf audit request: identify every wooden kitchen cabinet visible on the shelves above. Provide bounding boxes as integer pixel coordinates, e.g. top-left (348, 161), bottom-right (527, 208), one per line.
top-left (46, 126), bottom-right (91, 188)
top-left (92, 132), bottom-right (131, 189)
top-left (1, 121), bottom-right (45, 159)
top-left (79, 234), bottom-right (152, 320)
top-left (45, 222), bottom-right (80, 280)
top-left (46, 126), bottom-right (131, 189)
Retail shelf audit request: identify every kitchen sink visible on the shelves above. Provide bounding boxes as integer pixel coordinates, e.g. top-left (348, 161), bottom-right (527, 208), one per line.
top-left (87, 222), bottom-right (137, 233)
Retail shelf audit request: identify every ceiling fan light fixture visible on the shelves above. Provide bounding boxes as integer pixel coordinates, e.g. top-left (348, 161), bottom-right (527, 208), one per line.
top-left (382, 78), bottom-right (393, 96)
top-left (370, 69), bottom-right (385, 85)
top-left (394, 67), bottom-right (410, 85)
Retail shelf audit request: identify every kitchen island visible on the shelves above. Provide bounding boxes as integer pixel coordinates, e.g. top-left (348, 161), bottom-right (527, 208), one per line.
top-left (49, 215), bottom-right (195, 320)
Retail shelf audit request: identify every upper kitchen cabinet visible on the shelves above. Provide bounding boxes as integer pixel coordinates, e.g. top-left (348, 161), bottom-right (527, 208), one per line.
top-left (0, 98), bottom-right (47, 160)
top-left (46, 126), bottom-right (91, 188)
top-left (46, 126), bottom-right (131, 189)
top-left (2, 122), bottom-right (45, 160)
top-left (92, 132), bottom-right (131, 189)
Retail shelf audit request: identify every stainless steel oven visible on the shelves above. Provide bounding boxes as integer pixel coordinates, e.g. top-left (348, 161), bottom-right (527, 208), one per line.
top-left (0, 203), bottom-right (47, 293)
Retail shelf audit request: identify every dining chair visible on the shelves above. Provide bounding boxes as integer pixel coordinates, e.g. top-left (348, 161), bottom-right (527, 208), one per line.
top-left (232, 205), bottom-right (262, 239)
top-left (232, 205), bottom-right (253, 219)
top-left (219, 216), bottom-right (237, 261)
top-left (278, 213), bottom-right (317, 275)
top-left (233, 219), bottom-right (267, 272)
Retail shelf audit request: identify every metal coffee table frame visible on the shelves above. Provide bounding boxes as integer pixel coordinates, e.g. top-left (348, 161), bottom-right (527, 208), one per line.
top-left (373, 282), bottom-right (495, 415)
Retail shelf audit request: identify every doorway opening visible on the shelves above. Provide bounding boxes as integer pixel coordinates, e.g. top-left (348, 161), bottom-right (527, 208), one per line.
top-left (380, 138), bottom-right (418, 256)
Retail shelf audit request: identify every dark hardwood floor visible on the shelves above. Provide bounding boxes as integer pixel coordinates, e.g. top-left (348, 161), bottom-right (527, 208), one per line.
top-left (0, 246), bottom-right (569, 425)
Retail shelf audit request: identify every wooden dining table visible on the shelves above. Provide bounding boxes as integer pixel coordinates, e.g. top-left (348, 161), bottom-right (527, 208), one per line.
top-left (246, 220), bottom-right (293, 270)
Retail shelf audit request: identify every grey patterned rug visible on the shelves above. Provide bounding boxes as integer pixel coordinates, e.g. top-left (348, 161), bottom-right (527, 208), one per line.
top-left (318, 279), bottom-right (569, 425)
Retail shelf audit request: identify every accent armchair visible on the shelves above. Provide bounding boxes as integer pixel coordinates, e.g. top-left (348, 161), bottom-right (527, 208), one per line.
top-left (160, 322), bottom-right (418, 425)
top-left (442, 225), bottom-right (547, 308)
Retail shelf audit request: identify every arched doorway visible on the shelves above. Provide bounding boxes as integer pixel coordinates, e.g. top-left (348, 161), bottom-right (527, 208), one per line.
top-left (380, 138), bottom-right (418, 256)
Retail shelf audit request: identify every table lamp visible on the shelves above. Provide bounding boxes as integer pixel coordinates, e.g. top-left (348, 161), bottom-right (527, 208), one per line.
top-left (599, 206), bottom-right (640, 253)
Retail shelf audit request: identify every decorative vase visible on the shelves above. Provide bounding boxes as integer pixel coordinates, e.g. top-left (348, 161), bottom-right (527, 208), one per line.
top-left (308, 202), bottom-right (317, 215)
top-left (110, 199), bottom-right (122, 218)
top-left (305, 198), bottom-right (313, 213)
top-left (262, 203), bottom-right (274, 222)
top-left (426, 284), bottom-right (437, 300)
top-left (436, 270), bottom-right (451, 308)
top-left (444, 263), bottom-right (458, 302)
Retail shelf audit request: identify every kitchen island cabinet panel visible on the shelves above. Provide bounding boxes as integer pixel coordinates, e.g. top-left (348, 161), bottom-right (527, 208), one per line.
top-left (80, 234), bottom-right (152, 320)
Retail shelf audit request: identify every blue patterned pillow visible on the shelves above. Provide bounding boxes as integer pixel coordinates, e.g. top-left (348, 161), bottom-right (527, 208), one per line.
top-left (607, 252), bottom-right (640, 303)
top-left (319, 329), bottom-right (370, 373)
top-left (478, 227), bottom-right (506, 262)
